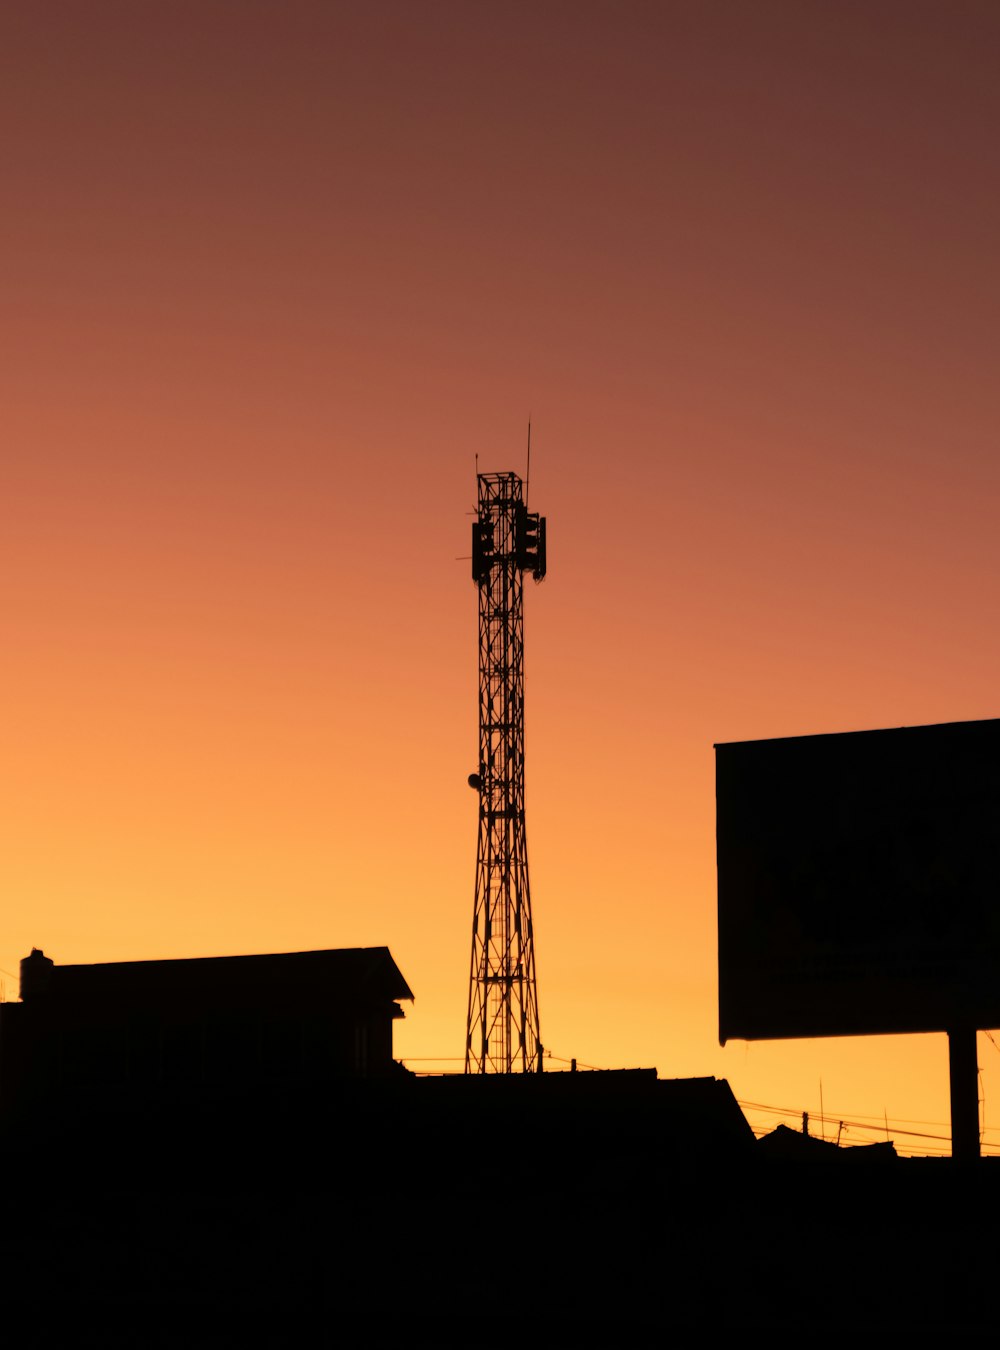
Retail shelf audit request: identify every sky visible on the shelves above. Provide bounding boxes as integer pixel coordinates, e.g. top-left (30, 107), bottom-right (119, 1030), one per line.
top-left (3, 1), bottom-right (999, 1154)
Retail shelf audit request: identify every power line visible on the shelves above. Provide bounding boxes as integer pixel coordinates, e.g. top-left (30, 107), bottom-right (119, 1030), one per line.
top-left (400, 1050), bottom-right (609, 1071)
top-left (738, 1097), bottom-right (992, 1137)
top-left (737, 1098), bottom-right (989, 1149)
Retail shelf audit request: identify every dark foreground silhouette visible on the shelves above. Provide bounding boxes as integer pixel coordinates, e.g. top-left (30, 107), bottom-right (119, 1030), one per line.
top-left (3, 1068), bottom-right (996, 1344)
top-left (2, 949), bottom-right (994, 1343)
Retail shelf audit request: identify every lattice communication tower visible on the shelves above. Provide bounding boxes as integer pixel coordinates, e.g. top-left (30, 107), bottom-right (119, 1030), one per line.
top-left (466, 471), bottom-right (547, 1073)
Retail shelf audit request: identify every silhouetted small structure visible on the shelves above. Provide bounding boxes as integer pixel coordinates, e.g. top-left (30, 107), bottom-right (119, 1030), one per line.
top-left (0, 945), bottom-right (413, 1121)
top-left (757, 1122), bottom-right (897, 1163)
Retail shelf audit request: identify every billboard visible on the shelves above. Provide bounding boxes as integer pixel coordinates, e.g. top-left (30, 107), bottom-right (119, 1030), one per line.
top-left (717, 719), bottom-right (1000, 1043)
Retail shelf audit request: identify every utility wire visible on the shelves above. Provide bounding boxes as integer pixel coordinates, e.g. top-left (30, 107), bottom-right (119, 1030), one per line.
top-left (738, 1097), bottom-right (998, 1135)
top-left (737, 1098), bottom-right (992, 1147)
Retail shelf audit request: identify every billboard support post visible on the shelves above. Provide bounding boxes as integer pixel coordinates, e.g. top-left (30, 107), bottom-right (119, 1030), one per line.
top-left (948, 1026), bottom-right (980, 1163)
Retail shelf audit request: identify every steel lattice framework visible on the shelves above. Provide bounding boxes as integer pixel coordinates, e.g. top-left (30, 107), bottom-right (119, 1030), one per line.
top-left (466, 471), bottom-right (547, 1073)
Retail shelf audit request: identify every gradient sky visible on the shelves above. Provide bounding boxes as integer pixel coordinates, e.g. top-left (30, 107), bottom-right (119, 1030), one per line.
top-left (3, 1), bottom-right (999, 1153)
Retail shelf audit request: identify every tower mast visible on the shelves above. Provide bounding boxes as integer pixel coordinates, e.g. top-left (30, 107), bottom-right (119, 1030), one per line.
top-left (466, 470), bottom-right (547, 1073)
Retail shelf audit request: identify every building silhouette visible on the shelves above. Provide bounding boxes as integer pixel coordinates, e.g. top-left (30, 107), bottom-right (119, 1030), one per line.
top-left (0, 945), bottom-right (413, 1122)
top-left (2, 943), bottom-right (994, 1339)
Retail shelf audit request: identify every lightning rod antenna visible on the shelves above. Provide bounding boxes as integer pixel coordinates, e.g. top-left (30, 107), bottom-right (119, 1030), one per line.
top-left (525, 419), bottom-right (531, 508)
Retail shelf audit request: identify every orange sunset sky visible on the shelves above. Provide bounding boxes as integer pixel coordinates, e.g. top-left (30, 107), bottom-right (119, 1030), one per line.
top-left (3, 2), bottom-right (1000, 1153)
